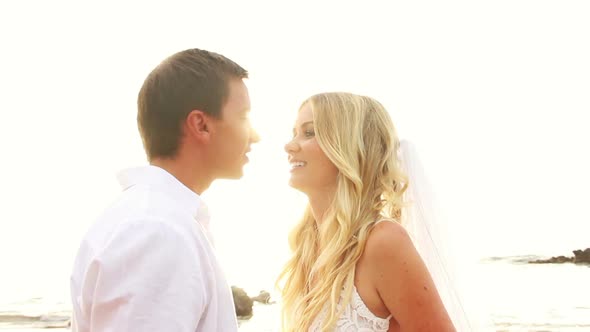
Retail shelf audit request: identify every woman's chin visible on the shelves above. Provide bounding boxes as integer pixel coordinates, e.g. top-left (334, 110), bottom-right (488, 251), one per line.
top-left (288, 179), bottom-right (307, 193)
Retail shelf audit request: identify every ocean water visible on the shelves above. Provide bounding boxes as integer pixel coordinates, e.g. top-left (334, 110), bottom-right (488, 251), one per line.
top-left (1, 258), bottom-right (589, 331)
top-left (477, 257), bottom-right (590, 331)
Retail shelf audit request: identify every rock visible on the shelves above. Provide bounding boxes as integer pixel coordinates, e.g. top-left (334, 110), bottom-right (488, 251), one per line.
top-left (231, 286), bottom-right (253, 318)
top-left (573, 248), bottom-right (590, 264)
top-left (529, 247), bottom-right (590, 264)
top-left (530, 255), bottom-right (574, 264)
top-left (251, 290), bottom-right (275, 304)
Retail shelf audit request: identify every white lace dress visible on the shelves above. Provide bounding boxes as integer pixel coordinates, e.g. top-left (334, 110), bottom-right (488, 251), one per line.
top-left (309, 286), bottom-right (392, 331)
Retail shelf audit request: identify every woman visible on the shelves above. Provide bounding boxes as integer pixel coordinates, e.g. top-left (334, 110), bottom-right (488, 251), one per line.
top-left (278, 92), bottom-right (459, 331)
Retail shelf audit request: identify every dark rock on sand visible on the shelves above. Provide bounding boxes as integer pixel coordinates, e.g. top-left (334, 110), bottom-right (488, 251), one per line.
top-left (573, 248), bottom-right (590, 263)
top-left (530, 255), bottom-right (574, 264)
top-left (231, 286), bottom-right (276, 319)
top-left (231, 286), bottom-right (254, 317)
top-left (529, 247), bottom-right (590, 264)
top-left (251, 290), bottom-right (275, 304)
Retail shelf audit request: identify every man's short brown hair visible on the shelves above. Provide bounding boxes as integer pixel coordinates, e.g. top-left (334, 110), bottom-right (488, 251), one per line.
top-left (137, 48), bottom-right (248, 161)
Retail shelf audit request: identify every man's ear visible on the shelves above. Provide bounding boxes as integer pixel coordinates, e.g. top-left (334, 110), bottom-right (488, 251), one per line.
top-left (185, 110), bottom-right (211, 141)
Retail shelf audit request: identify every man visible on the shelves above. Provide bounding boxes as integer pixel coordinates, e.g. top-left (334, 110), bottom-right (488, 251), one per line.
top-left (70, 48), bottom-right (259, 331)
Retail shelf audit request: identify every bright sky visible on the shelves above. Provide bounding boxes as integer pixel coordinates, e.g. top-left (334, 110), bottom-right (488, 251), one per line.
top-left (1, 0), bottom-right (589, 301)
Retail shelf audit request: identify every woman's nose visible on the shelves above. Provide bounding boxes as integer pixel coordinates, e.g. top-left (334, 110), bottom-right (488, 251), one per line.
top-left (284, 139), bottom-right (300, 153)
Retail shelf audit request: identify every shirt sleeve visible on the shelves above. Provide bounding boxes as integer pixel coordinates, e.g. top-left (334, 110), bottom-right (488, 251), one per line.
top-left (80, 220), bottom-right (207, 332)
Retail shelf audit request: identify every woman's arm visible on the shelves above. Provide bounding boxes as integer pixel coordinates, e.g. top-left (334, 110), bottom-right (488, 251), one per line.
top-left (365, 221), bottom-right (456, 332)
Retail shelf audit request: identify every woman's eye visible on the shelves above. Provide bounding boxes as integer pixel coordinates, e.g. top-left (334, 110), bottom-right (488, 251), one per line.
top-left (304, 130), bottom-right (315, 137)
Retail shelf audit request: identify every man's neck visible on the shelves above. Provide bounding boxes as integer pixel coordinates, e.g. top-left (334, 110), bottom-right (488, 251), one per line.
top-left (151, 158), bottom-right (213, 195)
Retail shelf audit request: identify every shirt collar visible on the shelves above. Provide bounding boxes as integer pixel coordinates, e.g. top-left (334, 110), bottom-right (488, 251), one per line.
top-left (117, 165), bottom-right (204, 220)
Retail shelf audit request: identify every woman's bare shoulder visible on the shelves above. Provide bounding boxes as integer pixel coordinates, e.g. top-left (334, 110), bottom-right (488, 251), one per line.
top-left (364, 220), bottom-right (415, 262)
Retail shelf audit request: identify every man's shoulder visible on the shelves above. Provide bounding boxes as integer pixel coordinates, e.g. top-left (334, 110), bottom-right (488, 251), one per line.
top-left (85, 188), bottom-right (198, 248)
top-left (100, 185), bottom-right (194, 226)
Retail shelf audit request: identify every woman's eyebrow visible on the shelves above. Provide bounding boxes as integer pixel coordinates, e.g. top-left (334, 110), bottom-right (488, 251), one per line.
top-left (292, 121), bottom-right (314, 134)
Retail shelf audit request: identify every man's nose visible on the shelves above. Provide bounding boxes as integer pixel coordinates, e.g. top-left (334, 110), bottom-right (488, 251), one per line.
top-left (250, 126), bottom-right (260, 143)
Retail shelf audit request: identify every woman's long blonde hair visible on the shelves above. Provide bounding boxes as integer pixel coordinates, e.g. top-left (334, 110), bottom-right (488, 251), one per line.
top-left (277, 92), bottom-right (408, 331)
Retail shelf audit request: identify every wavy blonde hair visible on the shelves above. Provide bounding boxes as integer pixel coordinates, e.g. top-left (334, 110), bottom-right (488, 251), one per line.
top-left (277, 92), bottom-right (408, 331)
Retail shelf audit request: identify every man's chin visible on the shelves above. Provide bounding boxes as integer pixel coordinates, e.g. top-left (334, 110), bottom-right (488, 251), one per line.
top-left (219, 169), bottom-right (244, 180)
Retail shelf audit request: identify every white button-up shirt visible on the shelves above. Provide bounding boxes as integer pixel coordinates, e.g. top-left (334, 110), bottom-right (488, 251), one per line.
top-left (70, 166), bottom-right (238, 332)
